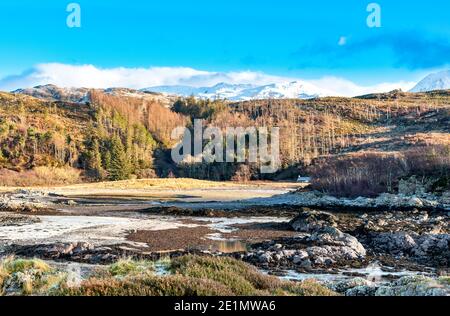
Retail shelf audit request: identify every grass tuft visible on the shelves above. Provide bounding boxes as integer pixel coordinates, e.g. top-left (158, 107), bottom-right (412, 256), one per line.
top-left (108, 258), bottom-right (154, 277)
top-left (0, 257), bottom-right (66, 295)
top-left (2, 257), bottom-right (51, 274)
top-left (1, 255), bottom-right (337, 296)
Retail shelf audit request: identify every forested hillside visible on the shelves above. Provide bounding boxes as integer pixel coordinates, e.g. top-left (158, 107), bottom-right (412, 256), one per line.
top-left (0, 90), bottom-right (184, 185)
top-left (0, 88), bottom-right (449, 197)
top-left (171, 90), bottom-right (449, 196)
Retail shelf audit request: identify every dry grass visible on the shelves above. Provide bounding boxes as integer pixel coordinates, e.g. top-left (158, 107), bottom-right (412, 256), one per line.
top-left (0, 177), bottom-right (239, 192)
top-left (1, 255), bottom-right (337, 296)
top-left (405, 133), bottom-right (450, 146)
top-left (57, 255), bottom-right (337, 297)
top-left (70, 178), bottom-right (245, 190)
top-left (0, 166), bottom-right (81, 187)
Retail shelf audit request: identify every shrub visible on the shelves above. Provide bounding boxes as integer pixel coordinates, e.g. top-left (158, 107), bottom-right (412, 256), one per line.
top-left (308, 152), bottom-right (407, 198)
top-left (231, 164), bottom-right (252, 182)
top-left (57, 274), bottom-right (234, 296)
top-left (170, 255), bottom-right (336, 296)
top-left (280, 279), bottom-right (338, 296)
top-left (1, 255), bottom-right (337, 296)
top-left (308, 145), bottom-right (450, 197)
top-left (171, 255), bottom-right (271, 295)
top-left (404, 145), bottom-right (450, 178)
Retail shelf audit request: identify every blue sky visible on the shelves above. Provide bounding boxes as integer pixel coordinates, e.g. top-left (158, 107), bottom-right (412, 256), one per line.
top-left (0, 0), bottom-right (449, 93)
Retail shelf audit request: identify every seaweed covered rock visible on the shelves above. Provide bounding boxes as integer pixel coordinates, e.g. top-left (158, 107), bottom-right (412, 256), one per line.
top-left (290, 210), bottom-right (337, 232)
top-left (370, 232), bottom-right (449, 267)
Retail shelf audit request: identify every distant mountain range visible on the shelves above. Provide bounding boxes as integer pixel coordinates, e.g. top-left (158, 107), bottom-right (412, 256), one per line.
top-left (12, 85), bottom-right (178, 107)
top-left (146, 71), bottom-right (450, 99)
top-left (14, 85), bottom-right (91, 103)
top-left (143, 81), bottom-right (334, 101)
top-left (11, 70), bottom-right (450, 103)
top-left (13, 81), bottom-right (332, 103)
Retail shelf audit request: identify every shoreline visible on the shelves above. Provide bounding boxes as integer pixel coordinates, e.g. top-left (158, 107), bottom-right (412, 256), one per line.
top-left (0, 182), bottom-right (448, 296)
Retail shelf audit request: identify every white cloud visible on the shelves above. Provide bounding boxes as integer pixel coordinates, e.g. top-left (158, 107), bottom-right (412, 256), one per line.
top-left (0, 63), bottom-right (416, 97)
top-left (0, 64), bottom-right (210, 90)
top-left (338, 36), bottom-right (347, 46)
top-left (309, 77), bottom-right (416, 96)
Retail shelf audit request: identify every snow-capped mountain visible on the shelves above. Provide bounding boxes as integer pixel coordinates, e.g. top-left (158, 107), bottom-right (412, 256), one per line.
top-left (143, 81), bottom-right (331, 101)
top-left (410, 70), bottom-right (450, 92)
top-left (142, 83), bottom-right (255, 100)
top-left (13, 84), bottom-right (90, 103)
top-left (239, 82), bottom-right (331, 100)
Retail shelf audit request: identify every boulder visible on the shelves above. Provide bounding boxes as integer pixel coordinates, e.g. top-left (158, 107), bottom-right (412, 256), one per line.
top-left (375, 275), bottom-right (449, 296)
top-left (292, 251), bottom-right (309, 264)
top-left (372, 232), bottom-right (417, 253)
top-left (408, 197), bottom-right (424, 208)
top-left (258, 252), bottom-right (272, 263)
top-left (72, 242), bottom-right (95, 255)
top-left (331, 277), bottom-right (374, 294)
top-left (290, 210), bottom-right (337, 233)
top-left (346, 285), bottom-right (379, 296)
top-left (309, 227), bottom-right (366, 258)
top-left (372, 232), bottom-right (449, 265)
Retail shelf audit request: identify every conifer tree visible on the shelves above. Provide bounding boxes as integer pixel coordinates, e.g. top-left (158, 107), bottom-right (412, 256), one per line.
top-left (88, 139), bottom-right (104, 179)
top-left (108, 135), bottom-right (130, 181)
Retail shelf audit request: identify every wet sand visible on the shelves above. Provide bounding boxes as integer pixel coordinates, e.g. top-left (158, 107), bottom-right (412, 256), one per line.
top-left (126, 226), bottom-right (216, 252)
top-left (0, 182), bottom-right (300, 252)
top-left (125, 221), bottom-right (298, 252)
top-left (223, 222), bottom-right (298, 241)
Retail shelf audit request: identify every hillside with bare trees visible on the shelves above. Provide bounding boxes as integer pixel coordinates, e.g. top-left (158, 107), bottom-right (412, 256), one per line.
top-left (1, 88), bottom-right (449, 196)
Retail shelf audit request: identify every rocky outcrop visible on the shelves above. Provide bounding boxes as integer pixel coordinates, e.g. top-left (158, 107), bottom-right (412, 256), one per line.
top-left (248, 190), bottom-right (449, 211)
top-left (330, 277), bottom-right (376, 295)
top-left (330, 275), bottom-right (449, 296)
top-left (6, 242), bottom-right (118, 264)
top-left (0, 190), bottom-right (52, 212)
top-left (244, 210), bottom-right (367, 270)
top-left (308, 227), bottom-right (366, 259)
top-left (375, 275), bottom-right (450, 296)
top-left (370, 232), bottom-right (449, 267)
top-left (0, 213), bottom-right (41, 226)
top-left (245, 206), bottom-right (449, 272)
top-left (371, 232), bottom-right (418, 254)
top-left (4, 242), bottom-right (179, 265)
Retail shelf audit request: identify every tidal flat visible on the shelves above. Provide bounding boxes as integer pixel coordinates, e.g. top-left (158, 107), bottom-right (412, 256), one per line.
top-left (0, 181), bottom-right (448, 296)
